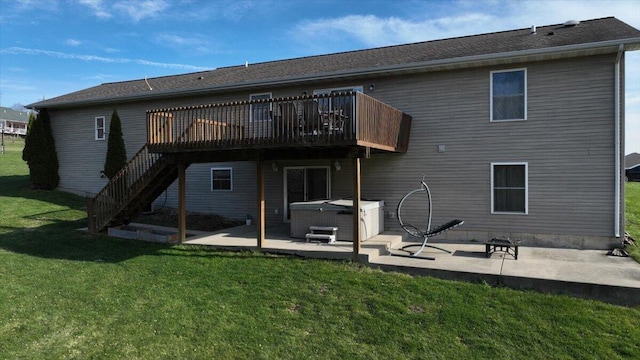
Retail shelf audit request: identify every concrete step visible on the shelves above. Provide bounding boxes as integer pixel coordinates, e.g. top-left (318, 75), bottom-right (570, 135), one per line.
top-left (360, 232), bottom-right (404, 263)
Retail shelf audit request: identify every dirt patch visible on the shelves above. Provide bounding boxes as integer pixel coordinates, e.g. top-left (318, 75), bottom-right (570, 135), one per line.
top-left (133, 208), bottom-right (243, 232)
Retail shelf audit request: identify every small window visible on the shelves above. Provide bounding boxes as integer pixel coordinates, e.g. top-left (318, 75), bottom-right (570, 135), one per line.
top-left (95, 116), bottom-right (106, 140)
top-left (250, 93), bottom-right (272, 122)
top-left (211, 167), bottom-right (232, 191)
top-left (491, 163), bottom-right (528, 214)
top-left (491, 69), bottom-right (526, 121)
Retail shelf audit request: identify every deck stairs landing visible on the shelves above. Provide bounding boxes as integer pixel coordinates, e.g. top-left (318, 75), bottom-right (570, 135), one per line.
top-left (90, 144), bottom-right (180, 233)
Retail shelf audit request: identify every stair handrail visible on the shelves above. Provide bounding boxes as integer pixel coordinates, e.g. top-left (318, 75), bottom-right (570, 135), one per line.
top-left (91, 144), bottom-right (165, 232)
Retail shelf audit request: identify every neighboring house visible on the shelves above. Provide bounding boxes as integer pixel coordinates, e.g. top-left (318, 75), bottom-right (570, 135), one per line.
top-left (0, 107), bottom-right (29, 136)
top-left (625, 153), bottom-right (640, 169)
top-left (28, 17), bottom-right (640, 250)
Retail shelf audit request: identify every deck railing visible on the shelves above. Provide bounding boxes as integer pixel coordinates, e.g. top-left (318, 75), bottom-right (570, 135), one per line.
top-left (147, 92), bottom-right (411, 153)
top-left (91, 144), bottom-right (168, 232)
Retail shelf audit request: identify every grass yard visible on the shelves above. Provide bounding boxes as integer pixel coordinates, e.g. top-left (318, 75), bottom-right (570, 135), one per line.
top-left (626, 181), bottom-right (640, 262)
top-left (1, 139), bottom-right (639, 359)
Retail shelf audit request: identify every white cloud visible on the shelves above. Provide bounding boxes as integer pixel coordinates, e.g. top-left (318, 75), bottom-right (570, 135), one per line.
top-left (65, 38), bottom-right (82, 46)
top-left (113, 0), bottom-right (169, 22)
top-left (78, 0), bottom-right (169, 22)
top-left (154, 33), bottom-right (214, 54)
top-left (82, 73), bottom-right (117, 81)
top-left (2, 47), bottom-right (127, 63)
top-left (294, 14), bottom-right (499, 49)
top-left (134, 59), bottom-right (209, 71)
top-left (14, 0), bottom-right (58, 12)
top-left (293, 0), bottom-right (639, 49)
top-left (77, 0), bottom-right (111, 19)
top-left (1, 47), bottom-right (209, 71)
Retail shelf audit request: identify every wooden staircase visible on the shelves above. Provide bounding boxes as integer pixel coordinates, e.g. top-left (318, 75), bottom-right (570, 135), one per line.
top-left (89, 144), bottom-right (180, 233)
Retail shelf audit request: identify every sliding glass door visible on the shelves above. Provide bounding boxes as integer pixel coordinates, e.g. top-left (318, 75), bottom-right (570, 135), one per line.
top-left (284, 167), bottom-right (330, 221)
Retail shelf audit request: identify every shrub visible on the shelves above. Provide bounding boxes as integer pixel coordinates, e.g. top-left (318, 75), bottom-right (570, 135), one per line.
top-left (103, 109), bottom-right (127, 179)
top-left (22, 109), bottom-right (59, 190)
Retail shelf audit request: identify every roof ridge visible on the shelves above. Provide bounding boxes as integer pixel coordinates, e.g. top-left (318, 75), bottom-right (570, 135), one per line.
top-left (27, 16), bottom-right (638, 109)
top-left (213, 17), bottom-right (619, 71)
top-left (104, 17), bottom-right (620, 84)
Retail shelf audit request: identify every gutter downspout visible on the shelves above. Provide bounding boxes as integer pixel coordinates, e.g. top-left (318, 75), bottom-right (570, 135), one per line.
top-left (614, 44), bottom-right (624, 238)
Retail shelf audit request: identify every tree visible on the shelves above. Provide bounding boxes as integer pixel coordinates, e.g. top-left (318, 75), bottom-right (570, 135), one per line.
top-left (22, 109), bottom-right (59, 190)
top-left (26, 111), bottom-right (35, 135)
top-left (103, 109), bottom-right (127, 179)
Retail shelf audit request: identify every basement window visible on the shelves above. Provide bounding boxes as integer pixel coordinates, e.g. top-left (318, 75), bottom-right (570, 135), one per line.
top-left (211, 167), bottom-right (232, 191)
top-left (491, 162), bottom-right (528, 214)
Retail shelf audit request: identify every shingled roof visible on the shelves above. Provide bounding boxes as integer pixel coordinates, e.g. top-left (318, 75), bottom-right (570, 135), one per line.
top-left (29, 17), bottom-right (640, 109)
top-left (0, 106), bottom-right (30, 123)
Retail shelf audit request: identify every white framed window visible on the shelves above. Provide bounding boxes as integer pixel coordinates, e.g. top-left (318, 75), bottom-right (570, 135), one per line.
top-left (250, 92), bottom-right (272, 122)
top-left (490, 69), bottom-right (527, 121)
top-left (211, 167), bottom-right (233, 191)
top-left (491, 162), bottom-right (528, 214)
top-left (95, 116), bottom-right (106, 140)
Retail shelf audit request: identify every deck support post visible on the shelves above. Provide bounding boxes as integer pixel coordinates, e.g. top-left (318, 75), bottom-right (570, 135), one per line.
top-left (352, 156), bottom-right (361, 261)
top-left (87, 197), bottom-right (96, 234)
top-left (256, 154), bottom-right (265, 249)
top-left (178, 161), bottom-right (187, 243)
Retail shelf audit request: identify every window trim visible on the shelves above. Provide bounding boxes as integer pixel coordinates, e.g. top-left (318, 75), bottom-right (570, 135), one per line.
top-left (490, 68), bottom-right (527, 122)
top-left (210, 167), bottom-right (233, 192)
top-left (491, 162), bottom-right (528, 215)
top-left (95, 116), bottom-right (106, 140)
top-left (249, 92), bottom-right (272, 122)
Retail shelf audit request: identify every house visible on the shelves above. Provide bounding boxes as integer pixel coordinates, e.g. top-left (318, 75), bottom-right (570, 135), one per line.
top-left (626, 153), bottom-right (640, 169)
top-left (27, 17), bottom-right (640, 251)
top-left (0, 106), bottom-right (29, 137)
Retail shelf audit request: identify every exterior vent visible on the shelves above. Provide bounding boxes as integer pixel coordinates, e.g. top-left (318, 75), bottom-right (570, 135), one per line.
top-left (531, 25), bottom-right (536, 34)
top-left (563, 20), bottom-right (580, 27)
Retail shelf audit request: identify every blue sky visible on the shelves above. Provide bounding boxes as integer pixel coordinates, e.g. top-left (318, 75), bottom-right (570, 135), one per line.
top-left (1, 0), bottom-right (639, 153)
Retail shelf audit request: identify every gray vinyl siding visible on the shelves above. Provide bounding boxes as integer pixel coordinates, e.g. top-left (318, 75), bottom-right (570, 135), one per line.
top-left (48, 53), bottom-right (620, 247)
top-left (355, 54), bottom-right (618, 242)
top-left (156, 162), bottom-right (257, 221)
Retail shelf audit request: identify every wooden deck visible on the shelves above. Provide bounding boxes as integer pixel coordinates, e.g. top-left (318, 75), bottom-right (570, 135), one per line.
top-left (89, 92), bottom-right (412, 235)
top-left (146, 92), bottom-right (411, 156)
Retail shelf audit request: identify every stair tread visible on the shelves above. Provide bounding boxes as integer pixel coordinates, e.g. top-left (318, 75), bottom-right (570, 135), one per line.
top-left (309, 226), bottom-right (339, 231)
top-left (305, 233), bottom-right (335, 239)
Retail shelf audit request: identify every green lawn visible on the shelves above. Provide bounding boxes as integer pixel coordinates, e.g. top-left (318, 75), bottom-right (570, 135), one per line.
top-left (626, 181), bottom-right (640, 262)
top-left (1, 139), bottom-right (639, 359)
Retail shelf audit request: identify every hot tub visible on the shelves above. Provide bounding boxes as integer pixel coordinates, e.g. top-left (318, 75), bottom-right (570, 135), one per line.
top-left (289, 199), bottom-right (384, 241)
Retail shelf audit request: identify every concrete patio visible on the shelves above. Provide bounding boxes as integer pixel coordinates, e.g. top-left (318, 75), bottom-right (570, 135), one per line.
top-left (130, 223), bottom-right (640, 306)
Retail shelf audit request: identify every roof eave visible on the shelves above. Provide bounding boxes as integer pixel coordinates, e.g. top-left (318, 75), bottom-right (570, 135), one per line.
top-left (29, 36), bottom-right (640, 110)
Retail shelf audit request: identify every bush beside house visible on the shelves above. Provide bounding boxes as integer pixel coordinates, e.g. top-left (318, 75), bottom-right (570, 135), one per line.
top-left (21, 109), bottom-right (59, 190)
top-left (103, 109), bottom-right (127, 179)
